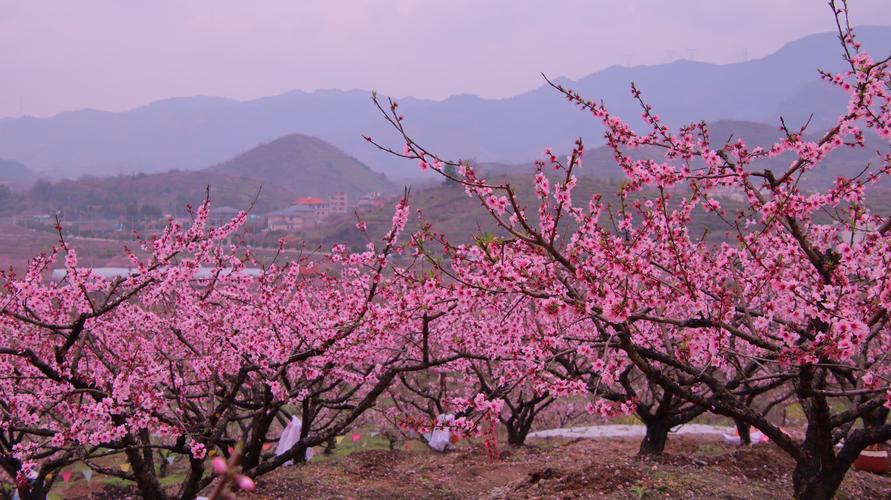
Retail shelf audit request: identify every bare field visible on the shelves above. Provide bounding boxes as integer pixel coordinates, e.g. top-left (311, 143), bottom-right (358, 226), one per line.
top-left (232, 436), bottom-right (891, 500)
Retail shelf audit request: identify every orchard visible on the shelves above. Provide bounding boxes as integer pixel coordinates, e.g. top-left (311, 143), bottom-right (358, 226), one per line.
top-left (3, 2), bottom-right (891, 499)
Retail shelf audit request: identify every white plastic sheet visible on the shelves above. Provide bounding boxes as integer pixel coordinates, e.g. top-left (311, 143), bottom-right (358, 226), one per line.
top-left (426, 414), bottom-right (454, 452)
top-left (275, 415), bottom-right (315, 464)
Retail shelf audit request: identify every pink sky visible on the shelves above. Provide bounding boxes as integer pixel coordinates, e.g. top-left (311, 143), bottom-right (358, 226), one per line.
top-left (2, 0), bottom-right (891, 118)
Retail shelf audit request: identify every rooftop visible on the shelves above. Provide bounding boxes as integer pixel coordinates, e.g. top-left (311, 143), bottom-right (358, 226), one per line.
top-left (295, 196), bottom-right (326, 205)
top-left (267, 205), bottom-right (317, 216)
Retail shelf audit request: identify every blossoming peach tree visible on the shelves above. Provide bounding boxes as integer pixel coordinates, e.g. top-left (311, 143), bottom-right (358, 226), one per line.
top-left (366, 2), bottom-right (891, 497)
top-left (0, 193), bottom-right (497, 500)
top-left (0, 201), bottom-right (257, 499)
top-left (386, 298), bottom-right (584, 449)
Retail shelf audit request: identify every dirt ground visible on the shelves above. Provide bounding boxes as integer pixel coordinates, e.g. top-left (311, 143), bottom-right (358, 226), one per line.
top-left (239, 436), bottom-right (891, 500)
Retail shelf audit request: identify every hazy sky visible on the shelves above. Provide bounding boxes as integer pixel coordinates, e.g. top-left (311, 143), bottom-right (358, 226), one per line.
top-left (3, 0), bottom-right (891, 118)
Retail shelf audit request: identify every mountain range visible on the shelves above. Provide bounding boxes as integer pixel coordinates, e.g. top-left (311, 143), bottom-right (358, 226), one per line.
top-left (0, 27), bottom-right (890, 181)
top-left (13, 134), bottom-right (397, 217)
top-left (0, 159), bottom-right (36, 188)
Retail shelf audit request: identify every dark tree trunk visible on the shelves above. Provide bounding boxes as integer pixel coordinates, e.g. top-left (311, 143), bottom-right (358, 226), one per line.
top-left (292, 443), bottom-right (309, 464)
top-left (791, 460), bottom-right (846, 500)
top-left (789, 413), bottom-right (891, 499)
top-left (506, 423), bottom-right (531, 447)
top-left (734, 418), bottom-right (752, 445)
top-left (292, 402), bottom-right (313, 464)
top-left (499, 396), bottom-right (551, 448)
top-left (639, 419), bottom-right (670, 455)
top-left (124, 442), bottom-right (168, 500)
top-left (16, 479), bottom-right (50, 500)
top-left (241, 406), bottom-right (279, 471)
top-left (505, 409), bottom-right (536, 447)
top-left (0, 462), bottom-right (49, 500)
top-left (178, 456), bottom-right (207, 500)
top-left (861, 407), bottom-right (888, 430)
top-left (790, 374), bottom-right (850, 500)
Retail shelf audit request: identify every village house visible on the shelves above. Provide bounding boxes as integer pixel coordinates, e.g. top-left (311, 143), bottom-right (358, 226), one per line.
top-left (328, 192), bottom-right (348, 215)
top-left (264, 192), bottom-right (349, 233)
top-left (266, 205), bottom-right (318, 232)
top-left (294, 196), bottom-right (328, 217)
top-left (293, 192), bottom-right (348, 218)
top-left (356, 192), bottom-right (384, 213)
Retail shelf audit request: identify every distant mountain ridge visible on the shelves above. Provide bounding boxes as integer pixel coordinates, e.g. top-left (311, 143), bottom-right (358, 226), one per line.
top-left (0, 158), bottom-right (37, 187)
top-left (14, 134), bottom-right (395, 216)
top-left (0, 27), bottom-right (889, 179)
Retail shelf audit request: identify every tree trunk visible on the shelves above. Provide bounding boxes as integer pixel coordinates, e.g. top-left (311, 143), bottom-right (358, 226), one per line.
top-left (791, 460), bottom-right (846, 500)
top-left (16, 480), bottom-right (50, 500)
top-left (124, 441), bottom-right (168, 500)
top-left (860, 407), bottom-right (888, 430)
top-left (506, 424), bottom-right (530, 447)
top-left (734, 418), bottom-right (752, 445)
top-left (292, 443), bottom-right (310, 464)
top-left (638, 420), bottom-right (670, 455)
top-left (241, 407), bottom-right (278, 471)
top-left (790, 381), bottom-right (849, 500)
top-left (505, 412), bottom-right (535, 447)
top-left (177, 456), bottom-right (208, 500)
